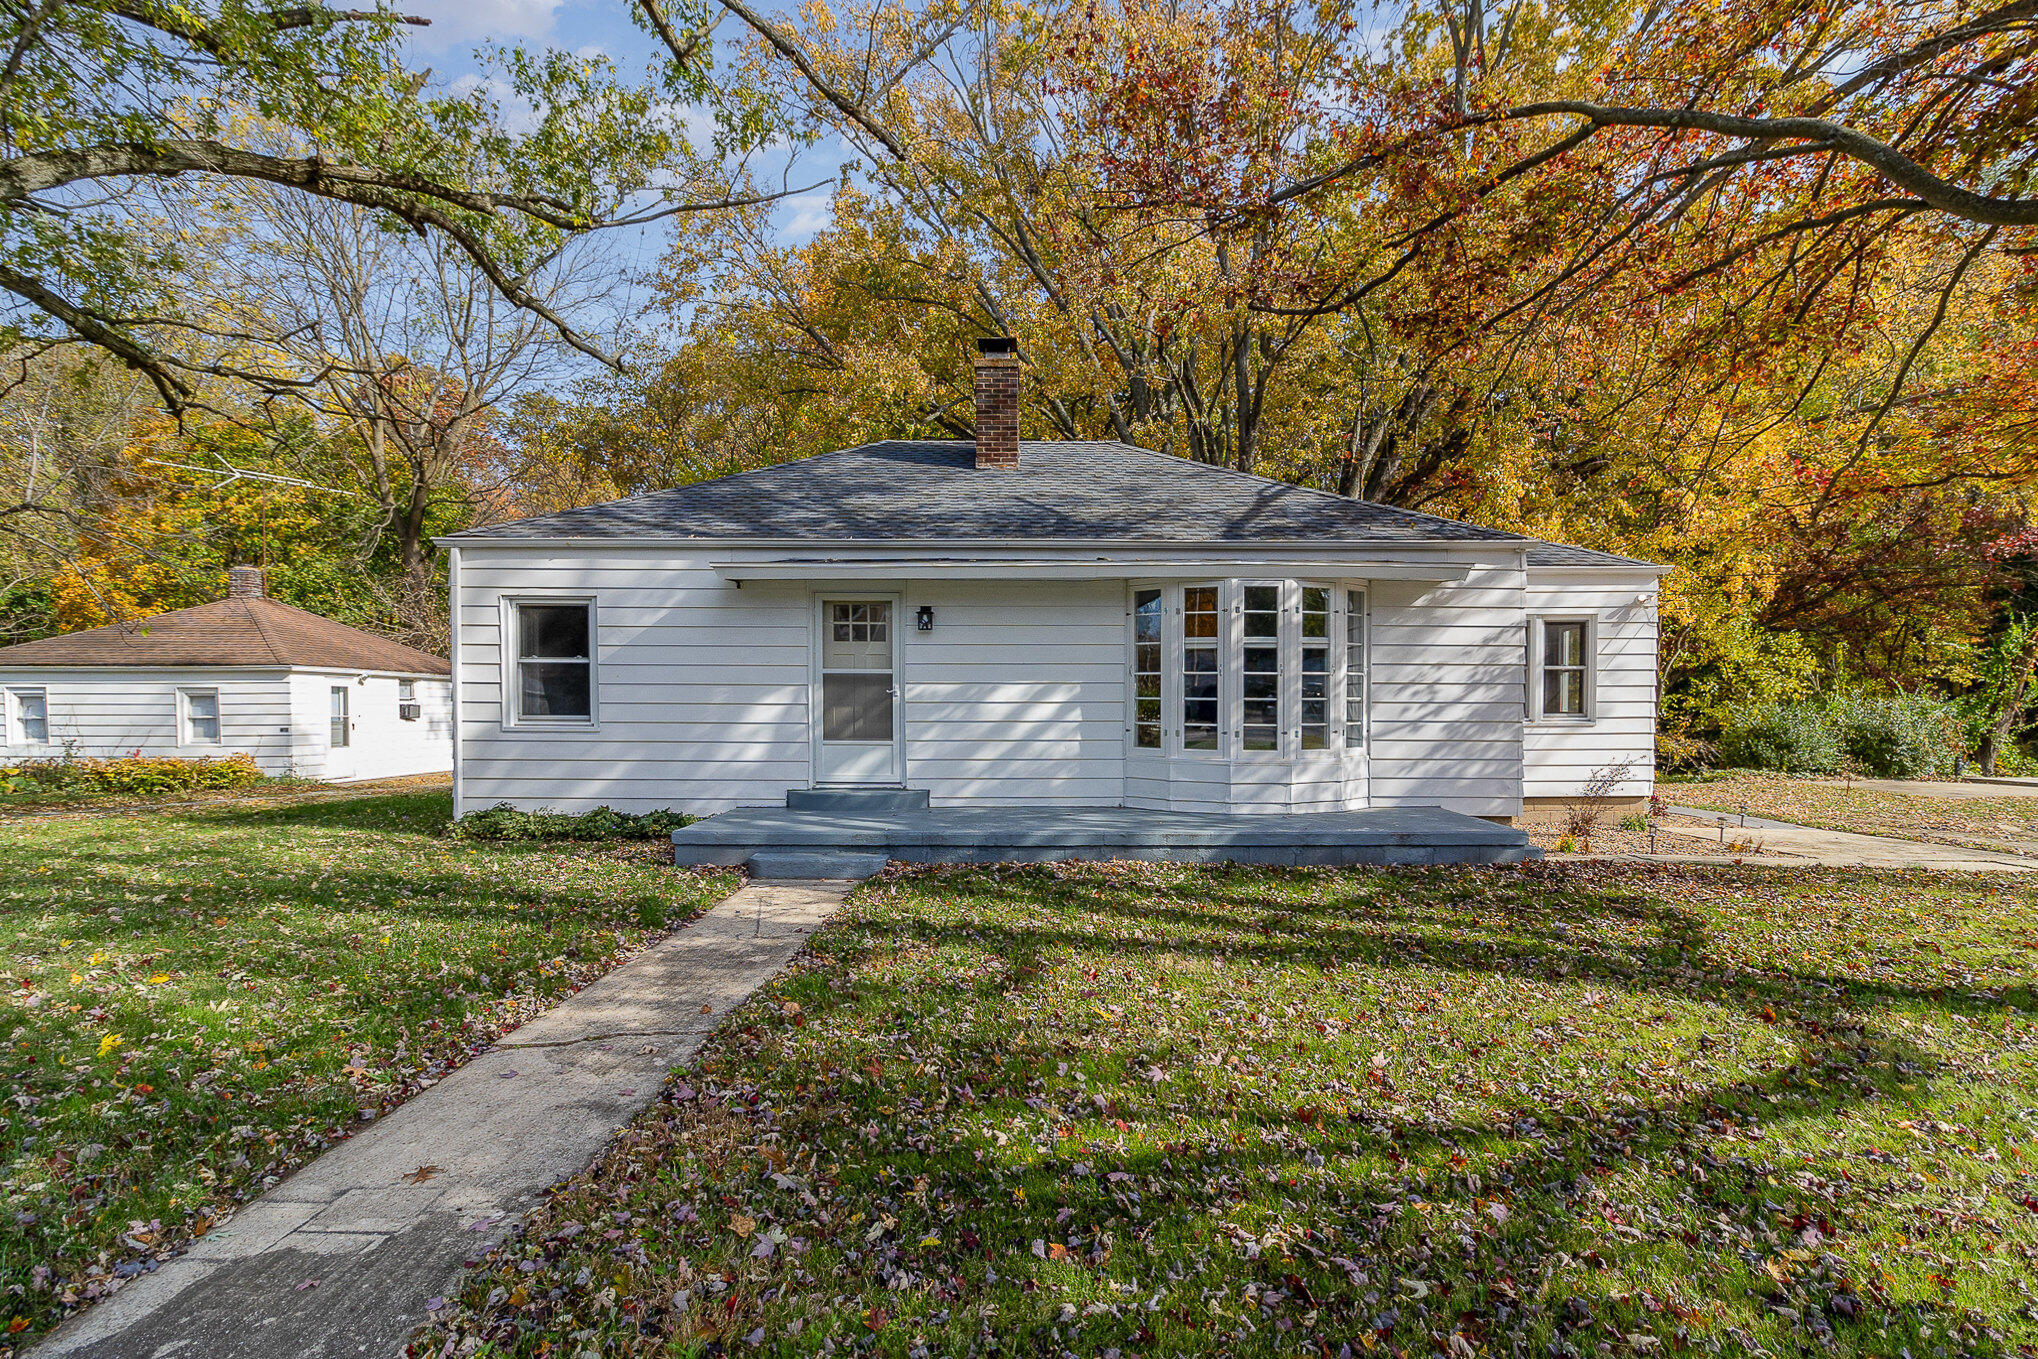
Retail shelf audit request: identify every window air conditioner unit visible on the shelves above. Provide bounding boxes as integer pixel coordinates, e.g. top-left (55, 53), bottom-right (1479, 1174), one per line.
top-left (398, 702), bottom-right (421, 721)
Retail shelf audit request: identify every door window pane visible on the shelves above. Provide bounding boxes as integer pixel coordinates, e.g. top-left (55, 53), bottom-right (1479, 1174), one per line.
top-left (1345, 591), bottom-right (1366, 747)
top-left (1181, 586), bottom-right (1220, 750)
top-left (516, 602), bottom-right (594, 719)
top-left (824, 602), bottom-right (892, 669)
top-left (184, 690), bottom-right (220, 743)
top-left (822, 673), bottom-right (893, 741)
top-left (329, 686), bottom-right (350, 747)
top-left (1132, 589), bottom-right (1162, 749)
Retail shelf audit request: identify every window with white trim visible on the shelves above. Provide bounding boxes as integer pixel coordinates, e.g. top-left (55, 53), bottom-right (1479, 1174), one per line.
top-left (1535, 618), bottom-right (1592, 719)
top-left (1299, 587), bottom-right (1330, 750)
top-left (180, 688), bottom-right (220, 744)
top-left (1132, 589), bottom-right (1162, 750)
top-left (512, 600), bottom-right (595, 723)
top-left (1344, 590), bottom-right (1366, 747)
top-left (1181, 585), bottom-right (1220, 751)
top-left (329, 685), bottom-right (351, 747)
top-left (6, 687), bottom-right (48, 745)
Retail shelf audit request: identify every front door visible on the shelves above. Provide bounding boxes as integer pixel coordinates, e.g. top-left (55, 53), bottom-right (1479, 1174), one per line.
top-left (815, 598), bottom-right (901, 784)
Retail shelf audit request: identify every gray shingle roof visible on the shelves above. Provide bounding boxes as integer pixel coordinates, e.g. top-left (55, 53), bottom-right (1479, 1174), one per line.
top-left (1524, 543), bottom-right (1664, 569)
top-left (451, 440), bottom-right (1526, 545)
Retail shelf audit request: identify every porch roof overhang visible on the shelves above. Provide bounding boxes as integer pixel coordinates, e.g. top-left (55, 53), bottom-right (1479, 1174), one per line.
top-left (712, 558), bottom-right (1474, 584)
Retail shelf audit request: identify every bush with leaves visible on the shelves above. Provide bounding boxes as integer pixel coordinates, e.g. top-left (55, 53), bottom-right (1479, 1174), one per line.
top-left (1718, 703), bottom-right (1845, 775)
top-left (0, 754), bottom-right (265, 796)
top-left (1831, 693), bottom-right (1961, 780)
top-left (450, 803), bottom-right (694, 842)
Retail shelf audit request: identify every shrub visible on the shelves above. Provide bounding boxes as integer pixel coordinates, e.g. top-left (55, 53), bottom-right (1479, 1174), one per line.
top-left (450, 803), bottom-right (695, 842)
top-left (1653, 730), bottom-right (1718, 775)
top-left (1831, 693), bottom-right (1961, 780)
top-left (1620, 811), bottom-right (1651, 833)
top-left (1718, 702), bottom-right (1844, 775)
top-left (0, 754), bottom-right (265, 796)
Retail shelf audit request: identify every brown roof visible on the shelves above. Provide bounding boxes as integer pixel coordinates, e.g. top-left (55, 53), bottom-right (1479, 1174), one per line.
top-left (0, 598), bottom-right (450, 675)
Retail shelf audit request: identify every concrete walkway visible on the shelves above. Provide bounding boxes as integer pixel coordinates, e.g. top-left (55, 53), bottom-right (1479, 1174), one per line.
top-left (1661, 808), bottom-right (2037, 871)
top-left (31, 881), bottom-right (846, 1359)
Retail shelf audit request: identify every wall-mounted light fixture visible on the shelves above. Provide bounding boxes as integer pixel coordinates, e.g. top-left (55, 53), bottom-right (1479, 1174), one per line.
top-left (916, 605), bottom-right (935, 631)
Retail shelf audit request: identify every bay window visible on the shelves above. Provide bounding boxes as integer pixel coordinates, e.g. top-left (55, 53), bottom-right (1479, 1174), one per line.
top-left (1130, 581), bottom-right (1368, 759)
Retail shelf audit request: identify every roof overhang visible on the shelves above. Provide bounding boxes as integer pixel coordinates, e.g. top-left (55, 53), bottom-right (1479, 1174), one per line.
top-left (713, 558), bottom-right (1474, 584)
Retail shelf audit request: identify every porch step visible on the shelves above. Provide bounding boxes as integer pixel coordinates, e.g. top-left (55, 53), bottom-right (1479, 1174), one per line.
top-left (745, 849), bottom-right (890, 881)
top-left (785, 786), bottom-right (931, 813)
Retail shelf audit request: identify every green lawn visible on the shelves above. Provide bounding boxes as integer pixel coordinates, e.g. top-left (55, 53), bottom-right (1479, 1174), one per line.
top-left (1666, 774), bottom-right (2038, 856)
top-left (0, 791), bottom-right (735, 1346)
top-left (412, 862), bottom-right (2038, 1358)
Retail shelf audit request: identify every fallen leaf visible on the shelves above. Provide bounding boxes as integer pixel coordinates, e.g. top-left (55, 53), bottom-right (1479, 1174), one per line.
top-left (403, 1165), bottom-right (442, 1184)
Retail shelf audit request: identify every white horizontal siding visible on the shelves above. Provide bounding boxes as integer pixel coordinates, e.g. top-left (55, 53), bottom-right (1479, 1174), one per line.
top-left (453, 558), bottom-right (1131, 814)
top-left (1523, 573), bottom-right (1659, 799)
top-left (0, 669), bottom-right (298, 773)
top-left (1366, 566), bottom-right (1526, 817)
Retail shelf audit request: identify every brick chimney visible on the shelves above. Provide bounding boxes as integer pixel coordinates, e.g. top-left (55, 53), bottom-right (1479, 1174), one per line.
top-left (973, 336), bottom-right (1020, 470)
top-left (227, 565), bottom-right (266, 599)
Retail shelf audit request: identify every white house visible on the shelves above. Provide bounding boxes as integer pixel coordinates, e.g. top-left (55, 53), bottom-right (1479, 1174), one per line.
top-left (441, 341), bottom-right (1666, 825)
top-left (0, 567), bottom-right (452, 781)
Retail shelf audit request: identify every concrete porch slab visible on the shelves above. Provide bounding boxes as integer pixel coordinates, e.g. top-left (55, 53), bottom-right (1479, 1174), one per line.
top-left (672, 803), bottom-right (1540, 870)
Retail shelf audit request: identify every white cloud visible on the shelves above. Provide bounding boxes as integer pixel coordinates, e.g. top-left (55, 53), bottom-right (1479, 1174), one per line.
top-left (402, 0), bottom-right (563, 50)
top-left (779, 192), bottom-right (833, 242)
top-left (447, 72), bottom-right (541, 134)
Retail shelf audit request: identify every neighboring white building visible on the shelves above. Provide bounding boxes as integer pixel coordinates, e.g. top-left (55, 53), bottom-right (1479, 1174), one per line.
top-left (441, 342), bottom-right (1666, 822)
top-left (0, 567), bottom-right (452, 781)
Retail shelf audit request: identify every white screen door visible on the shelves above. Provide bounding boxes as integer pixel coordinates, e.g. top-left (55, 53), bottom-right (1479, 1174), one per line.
top-left (815, 599), bottom-right (900, 783)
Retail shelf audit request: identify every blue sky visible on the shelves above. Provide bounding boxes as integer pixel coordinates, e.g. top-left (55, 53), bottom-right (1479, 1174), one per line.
top-left (396, 0), bottom-right (841, 249)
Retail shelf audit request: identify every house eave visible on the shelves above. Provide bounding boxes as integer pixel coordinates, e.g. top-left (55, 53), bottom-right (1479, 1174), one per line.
top-left (711, 558), bottom-right (1477, 584)
top-left (436, 534), bottom-right (1520, 553)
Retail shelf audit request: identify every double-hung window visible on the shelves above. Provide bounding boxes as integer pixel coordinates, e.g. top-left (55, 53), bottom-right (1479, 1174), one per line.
top-left (512, 600), bottom-right (596, 724)
top-left (329, 686), bottom-right (351, 747)
top-left (180, 688), bottom-right (221, 744)
top-left (1534, 618), bottom-right (1592, 720)
top-left (6, 687), bottom-right (47, 745)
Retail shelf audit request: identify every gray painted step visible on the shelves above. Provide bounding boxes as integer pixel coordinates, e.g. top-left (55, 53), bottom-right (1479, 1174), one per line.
top-left (786, 786), bottom-right (931, 813)
top-left (746, 849), bottom-right (890, 880)
top-left (675, 803), bottom-right (1540, 869)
